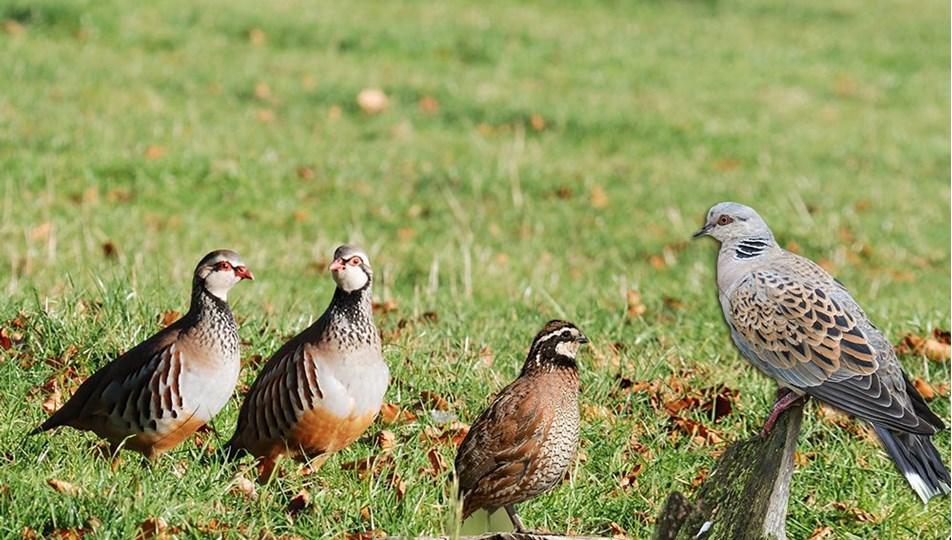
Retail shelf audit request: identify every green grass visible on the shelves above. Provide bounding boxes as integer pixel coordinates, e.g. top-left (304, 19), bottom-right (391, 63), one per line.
top-left (0, 0), bottom-right (949, 537)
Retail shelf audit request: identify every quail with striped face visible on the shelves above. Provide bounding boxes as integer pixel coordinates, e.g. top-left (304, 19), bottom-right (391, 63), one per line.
top-left (695, 202), bottom-right (950, 503)
top-left (455, 320), bottom-right (589, 532)
top-left (31, 250), bottom-right (253, 458)
top-left (225, 245), bottom-right (389, 477)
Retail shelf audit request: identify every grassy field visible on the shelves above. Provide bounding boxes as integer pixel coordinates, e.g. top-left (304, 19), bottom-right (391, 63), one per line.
top-left (0, 0), bottom-right (949, 537)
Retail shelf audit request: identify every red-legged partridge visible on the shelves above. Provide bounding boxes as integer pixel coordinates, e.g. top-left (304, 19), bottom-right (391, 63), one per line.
top-left (31, 250), bottom-right (253, 458)
top-left (455, 320), bottom-right (589, 532)
top-left (695, 201), bottom-right (950, 503)
top-left (225, 245), bottom-right (388, 475)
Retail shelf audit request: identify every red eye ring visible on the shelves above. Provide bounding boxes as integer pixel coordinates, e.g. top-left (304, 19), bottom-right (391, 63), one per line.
top-left (216, 261), bottom-right (233, 271)
top-left (348, 257), bottom-right (362, 266)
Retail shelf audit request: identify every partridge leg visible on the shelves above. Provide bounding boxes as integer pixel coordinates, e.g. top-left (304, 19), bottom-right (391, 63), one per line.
top-left (505, 504), bottom-right (527, 533)
top-left (762, 388), bottom-right (807, 435)
top-left (257, 456), bottom-right (281, 484)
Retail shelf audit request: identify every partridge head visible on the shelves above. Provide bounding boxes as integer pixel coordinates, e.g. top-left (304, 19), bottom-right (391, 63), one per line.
top-left (695, 202), bottom-right (950, 503)
top-left (31, 249), bottom-right (253, 458)
top-left (455, 320), bottom-right (588, 533)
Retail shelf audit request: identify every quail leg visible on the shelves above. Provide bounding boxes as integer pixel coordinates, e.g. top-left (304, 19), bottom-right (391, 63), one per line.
top-left (762, 387), bottom-right (807, 435)
top-left (505, 504), bottom-right (527, 533)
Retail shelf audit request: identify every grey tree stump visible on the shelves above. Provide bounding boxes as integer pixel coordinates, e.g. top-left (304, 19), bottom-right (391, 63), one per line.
top-left (652, 401), bottom-right (805, 540)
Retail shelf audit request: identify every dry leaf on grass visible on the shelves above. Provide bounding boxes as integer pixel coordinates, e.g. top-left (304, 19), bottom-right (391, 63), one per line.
top-left (418, 96), bottom-right (439, 114)
top-left (418, 390), bottom-right (448, 411)
top-left (357, 89), bottom-right (389, 114)
top-left (375, 430), bottom-right (396, 451)
top-left (134, 517), bottom-right (167, 540)
top-left (590, 184), bottom-right (609, 209)
top-left (619, 463), bottom-right (643, 490)
top-left (345, 530), bottom-right (387, 540)
top-left (157, 311), bottom-right (180, 328)
top-left (913, 378), bottom-right (935, 400)
top-left (47, 478), bottom-right (80, 496)
top-left (807, 526), bottom-right (833, 540)
top-left (372, 300), bottom-right (398, 314)
top-left (379, 403), bottom-right (418, 424)
top-left (286, 490), bottom-right (310, 516)
top-left (895, 329), bottom-right (951, 362)
top-left (626, 289), bottom-right (646, 318)
top-left (423, 448), bottom-right (449, 477)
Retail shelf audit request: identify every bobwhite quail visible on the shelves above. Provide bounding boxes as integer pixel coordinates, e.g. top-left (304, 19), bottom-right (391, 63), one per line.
top-left (454, 320), bottom-right (589, 532)
top-left (694, 201), bottom-right (950, 503)
top-left (225, 245), bottom-right (389, 476)
top-left (31, 250), bottom-right (254, 458)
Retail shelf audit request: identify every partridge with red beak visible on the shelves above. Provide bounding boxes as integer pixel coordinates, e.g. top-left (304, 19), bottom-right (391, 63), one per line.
top-left (31, 250), bottom-right (253, 458)
top-left (225, 245), bottom-right (389, 475)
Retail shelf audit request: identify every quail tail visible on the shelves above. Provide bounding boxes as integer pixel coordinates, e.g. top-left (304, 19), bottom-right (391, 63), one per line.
top-left (872, 424), bottom-right (951, 504)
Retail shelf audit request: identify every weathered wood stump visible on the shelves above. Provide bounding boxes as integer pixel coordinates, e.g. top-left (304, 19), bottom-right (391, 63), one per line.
top-left (652, 401), bottom-right (805, 540)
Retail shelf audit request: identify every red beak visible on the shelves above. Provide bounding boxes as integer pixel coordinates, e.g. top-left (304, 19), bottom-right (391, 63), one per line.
top-left (234, 266), bottom-right (255, 280)
top-left (329, 258), bottom-right (346, 272)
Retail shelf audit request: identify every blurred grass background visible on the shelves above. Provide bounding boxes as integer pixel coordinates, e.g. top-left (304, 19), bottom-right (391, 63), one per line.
top-left (0, 0), bottom-right (948, 537)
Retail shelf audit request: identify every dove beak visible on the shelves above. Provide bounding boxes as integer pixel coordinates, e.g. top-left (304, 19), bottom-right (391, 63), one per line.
top-left (329, 258), bottom-right (347, 272)
top-left (234, 266), bottom-right (255, 280)
top-left (692, 223), bottom-right (713, 238)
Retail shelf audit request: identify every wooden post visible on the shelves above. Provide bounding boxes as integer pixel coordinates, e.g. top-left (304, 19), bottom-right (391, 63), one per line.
top-left (652, 401), bottom-right (805, 540)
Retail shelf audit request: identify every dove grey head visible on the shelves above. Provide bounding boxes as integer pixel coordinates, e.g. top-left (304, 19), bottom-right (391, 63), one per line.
top-left (195, 250), bottom-right (254, 301)
top-left (329, 244), bottom-right (372, 293)
top-left (693, 202), bottom-right (776, 245)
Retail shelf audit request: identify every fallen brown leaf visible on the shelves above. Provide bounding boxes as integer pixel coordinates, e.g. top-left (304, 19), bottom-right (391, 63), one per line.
top-left (529, 114), bottom-right (545, 131)
top-left (3, 20), bottom-right (26, 35)
top-left (913, 378), bottom-right (935, 400)
top-left (376, 430), bottom-right (396, 451)
top-left (30, 223), bottom-right (53, 241)
top-left (418, 96), bottom-right (439, 114)
top-left (247, 28), bottom-right (266, 44)
top-left (418, 390), bottom-right (448, 411)
top-left (619, 463), bottom-right (643, 490)
top-left (286, 490), bottom-right (310, 516)
top-left (47, 478), bottom-right (80, 496)
top-left (807, 526), bottom-right (833, 540)
top-left (626, 289), bottom-right (646, 318)
top-left (144, 146), bottom-right (165, 161)
top-left (590, 185), bottom-right (609, 209)
top-left (157, 311), bottom-right (180, 328)
top-left (372, 300), bottom-right (398, 314)
top-left (379, 403), bottom-right (418, 424)
top-left (424, 448), bottom-right (448, 477)
top-left (896, 329), bottom-right (951, 362)
top-left (134, 517), bottom-right (167, 540)
top-left (357, 89), bottom-right (389, 114)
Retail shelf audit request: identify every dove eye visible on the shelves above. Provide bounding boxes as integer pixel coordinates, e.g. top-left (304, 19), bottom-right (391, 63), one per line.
top-left (717, 215), bottom-right (733, 226)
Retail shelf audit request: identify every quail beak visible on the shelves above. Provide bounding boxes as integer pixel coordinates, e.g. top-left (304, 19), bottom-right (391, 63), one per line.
top-left (329, 258), bottom-right (347, 272)
top-left (577, 334), bottom-right (590, 345)
top-left (234, 266), bottom-right (255, 280)
top-left (692, 223), bottom-right (713, 238)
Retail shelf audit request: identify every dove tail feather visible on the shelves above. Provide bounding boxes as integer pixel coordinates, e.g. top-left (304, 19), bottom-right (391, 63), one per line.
top-left (873, 424), bottom-right (950, 504)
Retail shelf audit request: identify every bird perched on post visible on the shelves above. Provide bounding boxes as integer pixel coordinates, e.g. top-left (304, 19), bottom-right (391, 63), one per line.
top-left (694, 201), bottom-right (950, 503)
top-left (454, 320), bottom-right (589, 532)
top-left (225, 245), bottom-right (389, 478)
top-left (31, 250), bottom-right (254, 458)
